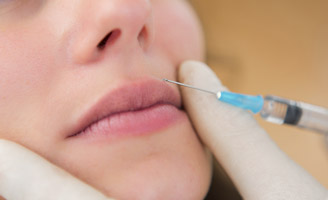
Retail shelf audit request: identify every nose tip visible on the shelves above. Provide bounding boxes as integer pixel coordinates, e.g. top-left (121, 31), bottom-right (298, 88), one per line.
top-left (71, 0), bottom-right (153, 65)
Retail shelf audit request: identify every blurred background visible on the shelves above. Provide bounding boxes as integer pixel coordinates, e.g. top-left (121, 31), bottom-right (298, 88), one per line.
top-left (190, 0), bottom-right (328, 188)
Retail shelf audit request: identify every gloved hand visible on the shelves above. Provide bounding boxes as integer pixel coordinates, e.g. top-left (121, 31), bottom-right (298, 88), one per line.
top-left (0, 140), bottom-right (113, 200)
top-left (179, 61), bottom-right (328, 200)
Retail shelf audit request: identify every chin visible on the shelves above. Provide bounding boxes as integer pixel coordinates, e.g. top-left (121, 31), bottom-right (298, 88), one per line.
top-left (60, 117), bottom-right (212, 200)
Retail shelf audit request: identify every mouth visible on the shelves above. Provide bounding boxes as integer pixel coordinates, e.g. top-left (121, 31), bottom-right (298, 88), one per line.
top-left (67, 78), bottom-right (184, 141)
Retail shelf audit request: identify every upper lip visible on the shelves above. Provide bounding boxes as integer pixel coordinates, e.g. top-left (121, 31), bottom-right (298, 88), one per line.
top-left (67, 78), bottom-right (181, 137)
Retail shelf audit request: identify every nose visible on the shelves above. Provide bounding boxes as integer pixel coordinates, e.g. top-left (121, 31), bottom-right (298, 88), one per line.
top-left (71, 0), bottom-right (153, 64)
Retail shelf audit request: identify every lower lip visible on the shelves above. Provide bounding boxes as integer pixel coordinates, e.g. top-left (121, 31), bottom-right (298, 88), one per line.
top-left (74, 104), bottom-right (185, 141)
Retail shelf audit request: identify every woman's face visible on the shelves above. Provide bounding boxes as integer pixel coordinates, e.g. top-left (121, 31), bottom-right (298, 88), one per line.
top-left (0, 0), bottom-right (211, 199)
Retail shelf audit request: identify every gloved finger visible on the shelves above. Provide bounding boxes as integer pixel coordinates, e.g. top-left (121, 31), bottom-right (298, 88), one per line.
top-left (178, 61), bottom-right (327, 199)
top-left (0, 139), bottom-right (113, 200)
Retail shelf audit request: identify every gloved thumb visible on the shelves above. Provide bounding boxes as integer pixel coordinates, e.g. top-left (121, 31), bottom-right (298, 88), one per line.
top-left (179, 61), bottom-right (264, 145)
top-left (178, 61), bottom-right (327, 199)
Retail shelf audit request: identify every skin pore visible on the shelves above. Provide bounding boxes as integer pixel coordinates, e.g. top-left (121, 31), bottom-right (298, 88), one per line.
top-left (0, 0), bottom-right (212, 199)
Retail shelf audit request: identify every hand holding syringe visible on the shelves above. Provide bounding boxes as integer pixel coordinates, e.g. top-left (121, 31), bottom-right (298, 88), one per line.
top-left (163, 79), bottom-right (328, 135)
top-left (169, 61), bottom-right (328, 200)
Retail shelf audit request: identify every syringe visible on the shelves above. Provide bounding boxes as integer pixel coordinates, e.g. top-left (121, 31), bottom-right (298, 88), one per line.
top-left (163, 79), bottom-right (328, 135)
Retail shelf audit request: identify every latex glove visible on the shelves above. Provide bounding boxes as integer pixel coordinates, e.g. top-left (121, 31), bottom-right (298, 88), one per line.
top-left (0, 140), bottom-right (113, 200)
top-left (179, 61), bottom-right (328, 200)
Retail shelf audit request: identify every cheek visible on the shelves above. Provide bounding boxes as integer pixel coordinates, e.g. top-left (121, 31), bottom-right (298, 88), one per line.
top-left (0, 24), bottom-right (57, 137)
top-left (152, 1), bottom-right (205, 65)
top-left (0, 28), bottom-right (52, 95)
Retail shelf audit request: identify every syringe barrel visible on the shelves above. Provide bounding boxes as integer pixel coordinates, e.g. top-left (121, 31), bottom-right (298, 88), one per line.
top-left (260, 95), bottom-right (328, 134)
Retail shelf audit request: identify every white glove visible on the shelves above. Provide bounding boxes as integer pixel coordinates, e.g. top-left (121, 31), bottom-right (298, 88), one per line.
top-left (0, 139), bottom-right (113, 200)
top-left (179, 61), bottom-right (328, 200)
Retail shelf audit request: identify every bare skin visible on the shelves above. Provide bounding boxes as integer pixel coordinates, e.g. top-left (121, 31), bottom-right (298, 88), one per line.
top-left (0, 0), bottom-right (212, 199)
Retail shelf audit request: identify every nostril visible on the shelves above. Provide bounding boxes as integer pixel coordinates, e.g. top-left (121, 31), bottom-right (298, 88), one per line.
top-left (97, 32), bottom-right (112, 50)
top-left (97, 29), bottom-right (121, 50)
top-left (138, 26), bottom-right (148, 50)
